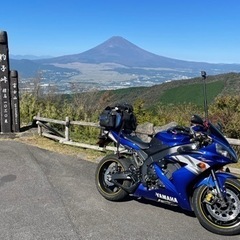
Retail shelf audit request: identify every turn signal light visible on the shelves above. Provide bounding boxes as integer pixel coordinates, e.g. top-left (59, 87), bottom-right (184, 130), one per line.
top-left (197, 162), bottom-right (207, 170)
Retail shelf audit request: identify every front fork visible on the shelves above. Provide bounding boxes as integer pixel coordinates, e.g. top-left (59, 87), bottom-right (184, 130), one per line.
top-left (209, 169), bottom-right (227, 207)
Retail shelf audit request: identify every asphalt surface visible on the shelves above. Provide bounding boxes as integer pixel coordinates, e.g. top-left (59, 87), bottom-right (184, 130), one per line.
top-left (0, 140), bottom-right (239, 240)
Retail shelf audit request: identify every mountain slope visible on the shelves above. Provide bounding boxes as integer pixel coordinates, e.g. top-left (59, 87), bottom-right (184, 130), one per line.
top-left (38, 36), bottom-right (240, 71)
top-left (64, 36), bottom-right (185, 67)
top-left (10, 59), bottom-right (80, 79)
top-left (76, 72), bottom-right (240, 109)
top-left (38, 36), bottom-right (176, 67)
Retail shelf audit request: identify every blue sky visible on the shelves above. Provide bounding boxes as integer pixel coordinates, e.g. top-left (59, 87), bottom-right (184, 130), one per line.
top-left (1, 0), bottom-right (240, 63)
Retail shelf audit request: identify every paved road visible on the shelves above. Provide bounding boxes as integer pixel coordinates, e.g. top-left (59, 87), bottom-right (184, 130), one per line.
top-left (0, 140), bottom-right (239, 240)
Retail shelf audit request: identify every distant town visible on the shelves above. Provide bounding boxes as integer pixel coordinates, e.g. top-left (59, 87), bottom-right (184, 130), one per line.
top-left (11, 36), bottom-right (240, 94)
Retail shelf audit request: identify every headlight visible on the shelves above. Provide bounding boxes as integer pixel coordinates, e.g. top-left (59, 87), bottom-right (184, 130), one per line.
top-left (215, 143), bottom-right (237, 162)
top-left (216, 143), bottom-right (229, 158)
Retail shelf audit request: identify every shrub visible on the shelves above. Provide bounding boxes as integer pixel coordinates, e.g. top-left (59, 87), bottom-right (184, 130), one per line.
top-left (19, 92), bottom-right (240, 139)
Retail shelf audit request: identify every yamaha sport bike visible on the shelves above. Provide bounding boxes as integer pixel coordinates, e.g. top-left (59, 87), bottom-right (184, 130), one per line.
top-left (95, 73), bottom-right (240, 235)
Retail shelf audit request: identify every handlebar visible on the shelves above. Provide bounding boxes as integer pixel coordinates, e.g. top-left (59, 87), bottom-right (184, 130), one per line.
top-left (190, 126), bottom-right (212, 147)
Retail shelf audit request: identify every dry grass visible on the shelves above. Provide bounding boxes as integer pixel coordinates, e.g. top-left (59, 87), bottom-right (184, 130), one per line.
top-left (14, 132), bottom-right (105, 163)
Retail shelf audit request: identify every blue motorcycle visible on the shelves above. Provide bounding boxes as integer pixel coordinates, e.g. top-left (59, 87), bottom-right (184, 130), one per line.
top-left (95, 74), bottom-right (240, 235)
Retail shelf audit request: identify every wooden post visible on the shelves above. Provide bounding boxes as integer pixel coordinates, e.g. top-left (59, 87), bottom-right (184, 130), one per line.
top-left (37, 112), bottom-right (42, 136)
top-left (65, 116), bottom-right (70, 141)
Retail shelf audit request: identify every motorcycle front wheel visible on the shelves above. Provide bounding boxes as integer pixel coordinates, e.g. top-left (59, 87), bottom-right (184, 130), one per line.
top-left (193, 178), bottom-right (240, 235)
top-left (95, 154), bottom-right (132, 201)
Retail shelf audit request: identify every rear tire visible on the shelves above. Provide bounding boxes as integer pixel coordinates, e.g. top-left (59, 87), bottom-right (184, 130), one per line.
top-left (95, 154), bottom-right (131, 201)
top-left (193, 179), bottom-right (240, 235)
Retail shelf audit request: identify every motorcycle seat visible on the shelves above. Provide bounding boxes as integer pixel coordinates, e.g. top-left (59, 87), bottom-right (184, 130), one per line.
top-left (123, 134), bottom-right (150, 149)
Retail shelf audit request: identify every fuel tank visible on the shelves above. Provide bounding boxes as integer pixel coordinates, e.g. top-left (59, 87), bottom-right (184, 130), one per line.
top-left (153, 126), bottom-right (191, 147)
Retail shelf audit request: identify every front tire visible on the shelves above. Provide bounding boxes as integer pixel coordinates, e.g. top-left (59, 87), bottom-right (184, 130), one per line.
top-left (193, 179), bottom-right (240, 235)
top-left (95, 154), bottom-right (131, 201)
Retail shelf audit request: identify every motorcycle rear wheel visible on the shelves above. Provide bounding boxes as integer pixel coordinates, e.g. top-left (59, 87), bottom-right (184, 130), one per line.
top-left (193, 178), bottom-right (240, 235)
top-left (95, 154), bottom-right (132, 201)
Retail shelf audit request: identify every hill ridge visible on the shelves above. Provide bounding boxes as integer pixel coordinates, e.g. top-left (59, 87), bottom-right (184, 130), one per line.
top-left (70, 72), bottom-right (240, 110)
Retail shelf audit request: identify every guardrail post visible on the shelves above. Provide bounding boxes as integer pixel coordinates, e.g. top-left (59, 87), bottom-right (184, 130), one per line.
top-left (65, 116), bottom-right (70, 141)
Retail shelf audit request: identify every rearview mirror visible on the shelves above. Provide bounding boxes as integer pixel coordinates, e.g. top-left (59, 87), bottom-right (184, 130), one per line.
top-left (191, 114), bottom-right (204, 126)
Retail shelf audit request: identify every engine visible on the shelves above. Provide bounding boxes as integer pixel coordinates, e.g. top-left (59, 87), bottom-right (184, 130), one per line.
top-left (146, 160), bottom-right (181, 190)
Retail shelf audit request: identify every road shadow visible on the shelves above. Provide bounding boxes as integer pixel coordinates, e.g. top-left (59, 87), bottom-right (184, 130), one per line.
top-left (128, 196), bottom-right (196, 218)
top-left (20, 122), bottom-right (37, 132)
top-left (0, 174), bottom-right (17, 187)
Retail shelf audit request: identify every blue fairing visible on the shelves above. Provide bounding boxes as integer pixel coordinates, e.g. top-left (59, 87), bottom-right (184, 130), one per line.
top-left (194, 172), bottom-right (238, 189)
top-left (154, 131), bottom-right (191, 146)
top-left (133, 163), bottom-right (197, 211)
top-left (111, 129), bottom-right (191, 149)
top-left (133, 165), bottom-right (238, 211)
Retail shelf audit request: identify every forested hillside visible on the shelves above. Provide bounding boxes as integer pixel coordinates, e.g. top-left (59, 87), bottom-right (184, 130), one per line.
top-left (98, 72), bottom-right (240, 108)
top-left (20, 72), bottom-right (240, 139)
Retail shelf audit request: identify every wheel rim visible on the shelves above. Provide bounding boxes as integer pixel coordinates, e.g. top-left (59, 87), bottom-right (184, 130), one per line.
top-left (201, 184), bottom-right (240, 227)
top-left (98, 160), bottom-right (123, 194)
top-left (206, 189), bottom-right (239, 222)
